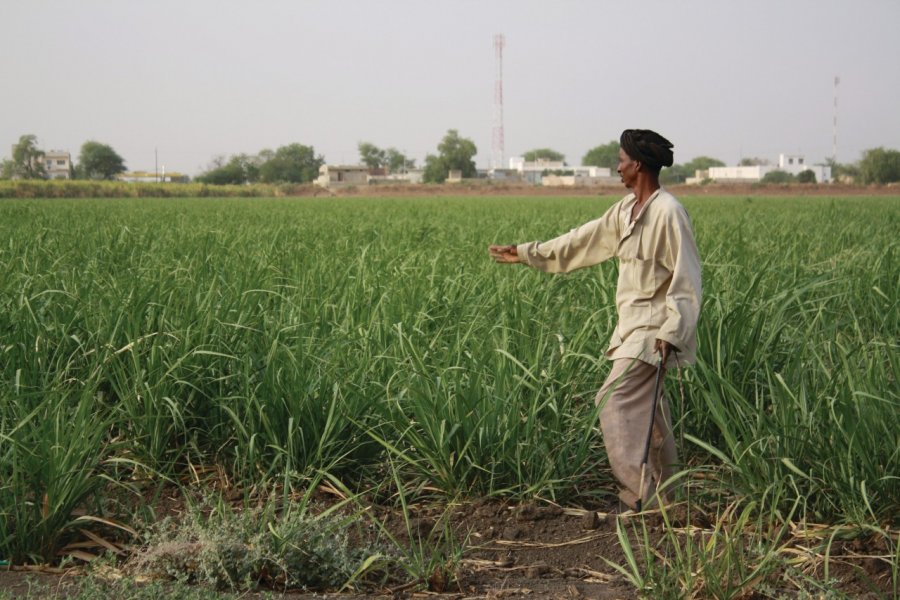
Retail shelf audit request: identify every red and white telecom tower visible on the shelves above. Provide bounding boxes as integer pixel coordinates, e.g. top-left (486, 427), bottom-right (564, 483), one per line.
top-left (492, 34), bottom-right (506, 171)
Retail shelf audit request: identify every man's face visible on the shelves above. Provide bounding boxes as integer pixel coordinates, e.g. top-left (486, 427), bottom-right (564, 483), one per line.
top-left (617, 148), bottom-right (639, 189)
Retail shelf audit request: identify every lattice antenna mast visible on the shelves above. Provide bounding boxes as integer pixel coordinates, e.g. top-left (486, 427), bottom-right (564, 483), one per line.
top-left (832, 75), bottom-right (840, 163)
top-left (492, 34), bottom-right (505, 170)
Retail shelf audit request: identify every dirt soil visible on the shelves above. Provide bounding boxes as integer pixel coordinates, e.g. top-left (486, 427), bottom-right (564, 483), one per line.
top-left (366, 499), bottom-right (636, 599)
top-left (3, 494), bottom-right (894, 599)
top-left (358, 499), bottom-right (895, 599)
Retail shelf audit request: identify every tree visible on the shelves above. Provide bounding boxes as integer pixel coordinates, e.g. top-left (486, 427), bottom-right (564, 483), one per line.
top-left (761, 170), bottom-right (795, 184)
top-left (359, 142), bottom-right (415, 172)
top-left (796, 169), bottom-right (817, 183)
top-left (0, 159), bottom-right (14, 179)
top-left (240, 153), bottom-right (262, 183)
top-left (422, 155), bottom-right (443, 183)
top-left (77, 141), bottom-right (126, 180)
top-left (826, 158), bottom-right (859, 183)
top-left (582, 141), bottom-right (619, 169)
top-left (358, 142), bottom-right (387, 169)
top-left (740, 157), bottom-right (769, 166)
top-left (9, 134), bottom-right (46, 179)
top-left (196, 147), bottom-right (323, 185)
top-left (385, 148), bottom-right (415, 172)
top-left (684, 156), bottom-right (725, 174)
top-left (659, 165), bottom-right (686, 184)
top-left (258, 143), bottom-right (324, 184)
top-left (257, 148), bottom-right (275, 165)
top-left (858, 147), bottom-right (900, 184)
top-left (523, 148), bottom-right (565, 163)
top-left (659, 156), bottom-right (726, 184)
top-left (196, 155), bottom-right (252, 185)
top-left (423, 129), bottom-right (477, 183)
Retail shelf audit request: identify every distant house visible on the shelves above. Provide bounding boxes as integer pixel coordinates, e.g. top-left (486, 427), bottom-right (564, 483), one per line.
top-left (403, 168), bottom-right (424, 184)
top-left (701, 154), bottom-right (832, 184)
top-left (506, 157), bottom-right (612, 185)
top-left (118, 170), bottom-right (189, 183)
top-left (368, 168), bottom-right (425, 185)
top-left (44, 150), bottom-right (72, 180)
top-left (315, 165), bottom-right (369, 188)
top-left (542, 174), bottom-right (613, 187)
top-left (488, 168), bottom-right (522, 182)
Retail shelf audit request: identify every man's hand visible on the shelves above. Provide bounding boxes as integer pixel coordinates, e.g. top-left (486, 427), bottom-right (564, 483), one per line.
top-left (654, 339), bottom-right (676, 364)
top-left (489, 244), bottom-right (522, 264)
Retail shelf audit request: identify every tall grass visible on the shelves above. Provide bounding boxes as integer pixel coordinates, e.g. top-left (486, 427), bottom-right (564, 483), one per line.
top-left (690, 198), bottom-right (899, 523)
top-left (0, 195), bottom-right (897, 565)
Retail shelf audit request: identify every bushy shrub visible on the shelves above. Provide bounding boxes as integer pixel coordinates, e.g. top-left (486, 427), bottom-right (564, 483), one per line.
top-left (796, 169), bottom-right (817, 183)
top-left (761, 170), bottom-right (795, 184)
top-left (129, 503), bottom-right (384, 592)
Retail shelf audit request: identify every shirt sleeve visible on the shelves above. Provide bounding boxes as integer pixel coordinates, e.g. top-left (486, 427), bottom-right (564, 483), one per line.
top-left (656, 206), bottom-right (702, 353)
top-left (516, 204), bottom-right (620, 274)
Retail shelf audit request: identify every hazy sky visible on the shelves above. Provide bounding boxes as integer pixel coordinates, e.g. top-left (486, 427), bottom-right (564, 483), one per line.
top-left (3, 0), bottom-right (899, 176)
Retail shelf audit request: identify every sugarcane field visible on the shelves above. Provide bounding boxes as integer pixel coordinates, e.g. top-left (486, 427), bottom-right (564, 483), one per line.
top-left (0, 189), bottom-right (897, 599)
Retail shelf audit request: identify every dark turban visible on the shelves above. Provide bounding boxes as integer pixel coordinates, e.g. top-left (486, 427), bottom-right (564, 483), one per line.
top-left (620, 129), bottom-right (674, 171)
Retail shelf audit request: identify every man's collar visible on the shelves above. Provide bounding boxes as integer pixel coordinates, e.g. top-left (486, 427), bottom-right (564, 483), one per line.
top-left (624, 187), bottom-right (663, 221)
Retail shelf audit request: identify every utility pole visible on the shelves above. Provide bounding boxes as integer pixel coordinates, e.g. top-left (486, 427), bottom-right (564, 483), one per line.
top-left (832, 76), bottom-right (839, 164)
top-left (492, 34), bottom-right (506, 171)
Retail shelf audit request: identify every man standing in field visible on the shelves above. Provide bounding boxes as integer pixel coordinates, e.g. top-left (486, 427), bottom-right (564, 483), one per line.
top-left (489, 129), bottom-right (702, 511)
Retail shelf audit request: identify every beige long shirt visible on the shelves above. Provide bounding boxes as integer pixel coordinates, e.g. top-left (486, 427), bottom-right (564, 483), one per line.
top-left (517, 188), bottom-right (702, 367)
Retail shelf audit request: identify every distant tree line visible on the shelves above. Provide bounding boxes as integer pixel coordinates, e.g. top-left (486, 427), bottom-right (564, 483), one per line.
top-left (195, 130), bottom-right (476, 185)
top-left (5, 132), bottom-right (900, 185)
top-left (195, 145), bottom-right (325, 185)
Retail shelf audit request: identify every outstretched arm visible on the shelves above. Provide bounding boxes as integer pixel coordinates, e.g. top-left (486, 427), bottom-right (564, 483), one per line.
top-left (503, 205), bottom-right (622, 274)
top-left (488, 244), bottom-right (523, 264)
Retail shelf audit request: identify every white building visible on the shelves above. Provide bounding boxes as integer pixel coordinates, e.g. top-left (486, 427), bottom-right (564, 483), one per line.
top-left (505, 157), bottom-right (612, 185)
top-left (703, 154), bottom-right (832, 184)
top-left (368, 168), bottom-right (425, 185)
top-left (315, 165), bottom-right (369, 188)
top-left (403, 168), bottom-right (424, 184)
top-left (488, 168), bottom-right (522, 182)
top-left (44, 150), bottom-right (72, 179)
top-left (118, 170), bottom-right (189, 183)
top-left (541, 174), bottom-right (615, 187)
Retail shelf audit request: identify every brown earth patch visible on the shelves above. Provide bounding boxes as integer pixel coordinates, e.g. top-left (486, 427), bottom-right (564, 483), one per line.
top-left (4, 493), bottom-right (894, 599)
